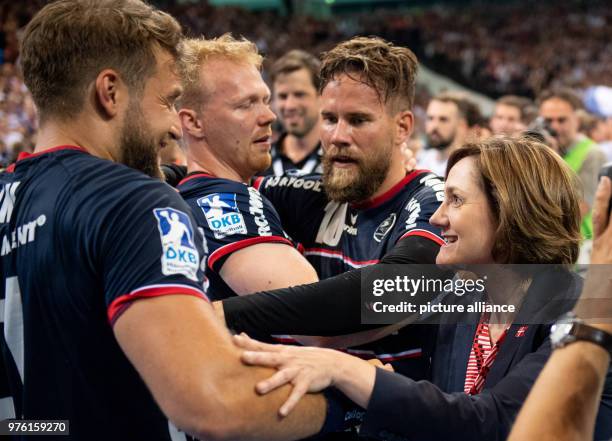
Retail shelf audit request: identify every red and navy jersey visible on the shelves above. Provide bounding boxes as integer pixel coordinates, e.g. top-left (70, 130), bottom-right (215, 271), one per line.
top-left (178, 172), bottom-right (292, 301)
top-left (254, 170), bottom-right (445, 375)
top-left (0, 146), bottom-right (208, 440)
top-left (254, 170), bottom-right (445, 275)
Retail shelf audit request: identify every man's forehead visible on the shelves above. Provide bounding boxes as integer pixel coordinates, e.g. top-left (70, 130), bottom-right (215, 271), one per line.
top-left (540, 98), bottom-right (574, 115)
top-left (427, 100), bottom-right (458, 116)
top-left (321, 74), bottom-right (383, 109)
top-left (496, 104), bottom-right (520, 115)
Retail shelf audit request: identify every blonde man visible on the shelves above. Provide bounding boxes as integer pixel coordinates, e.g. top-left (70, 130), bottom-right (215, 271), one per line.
top-left (176, 34), bottom-right (319, 300)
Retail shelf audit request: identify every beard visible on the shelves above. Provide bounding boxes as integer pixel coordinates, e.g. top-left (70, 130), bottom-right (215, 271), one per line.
top-left (285, 111), bottom-right (319, 138)
top-left (322, 146), bottom-right (391, 203)
top-left (118, 101), bottom-right (163, 179)
top-left (248, 148), bottom-right (272, 175)
top-left (426, 130), bottom-right (454, 151)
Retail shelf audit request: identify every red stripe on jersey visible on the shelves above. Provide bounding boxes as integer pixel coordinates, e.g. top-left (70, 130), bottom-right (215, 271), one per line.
top-left (351, 170), bottom-right (430, 210)
top-left (208, 236), bottom-right (294, 271)
top-left (6, 146), bottom-right (88, 172)
top-left (399, 229), bottom-right (445, 246)
top-left (177, 172), bottom-right (215, 186)
top-left (302, 247), bottom-right (379, 268)
top-left (107, 284), bottom-right (208, 325)
top-left (19, 145), bottom-right (87, 161)
top-left (342, 348), bottom-right (422, 361)
top-left (271, 335), bottom-right (299, 344)
top-left (252, 176), bottom-right (265, 190)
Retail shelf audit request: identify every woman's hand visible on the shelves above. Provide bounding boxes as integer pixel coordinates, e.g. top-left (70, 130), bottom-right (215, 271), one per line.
top-left (234, 333), bottom-right (377, 415)
top-left (234, 334), bottom-right (343, 416)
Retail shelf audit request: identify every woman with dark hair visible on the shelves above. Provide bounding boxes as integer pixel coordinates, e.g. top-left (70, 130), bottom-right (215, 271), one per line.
top-left (220, 136), bottom-right (612, 440)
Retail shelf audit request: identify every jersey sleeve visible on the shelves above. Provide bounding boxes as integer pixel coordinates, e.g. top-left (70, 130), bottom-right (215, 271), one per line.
top-left (392, 172), bottom-right (445, 246)
top-left (253, 174), bottom-right (327, 245)
top-left (66, 171), bottom-right (209, 325)
top-left (191, 184), bottom-right (293, 273)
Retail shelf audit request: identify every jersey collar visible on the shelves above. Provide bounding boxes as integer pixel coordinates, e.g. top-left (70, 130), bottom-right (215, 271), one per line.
top-left (351, 169), bottom-right (431, 210)
top-left (177, 171), bottom-right (216, 186)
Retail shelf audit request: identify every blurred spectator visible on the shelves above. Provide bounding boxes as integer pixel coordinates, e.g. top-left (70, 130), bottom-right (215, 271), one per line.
top-left (263, 49), bottom-right (322, 176)
top-left (538, 87), bottom-right (606, 262)
top-left (490, 95), bottom-right (532, 135)
top-left (418, 92), bottom-right (480, 176)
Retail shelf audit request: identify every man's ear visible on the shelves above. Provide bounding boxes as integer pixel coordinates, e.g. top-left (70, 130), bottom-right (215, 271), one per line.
top-left (179, 108), bottom-right (205, 139)
top-left (395, 110), bottom-right (414, 145)
top-left (94, 69), bottom-right (124, 118)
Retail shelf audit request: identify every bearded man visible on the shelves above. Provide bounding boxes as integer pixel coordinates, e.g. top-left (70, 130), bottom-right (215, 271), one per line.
top-left (252, 36), bottom-right (445, 377)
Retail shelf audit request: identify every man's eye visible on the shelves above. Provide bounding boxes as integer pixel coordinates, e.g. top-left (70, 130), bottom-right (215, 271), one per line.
top-left (323, 115), bottom-right (337, 124)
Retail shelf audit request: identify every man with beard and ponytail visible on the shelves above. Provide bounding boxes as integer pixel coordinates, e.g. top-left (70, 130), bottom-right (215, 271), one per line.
top-left (0, 1), bottom-right (349, 439)
top-left (418, 92), bottom-right (478, 176)
top-left (251, 36), bottom-right (445, 376)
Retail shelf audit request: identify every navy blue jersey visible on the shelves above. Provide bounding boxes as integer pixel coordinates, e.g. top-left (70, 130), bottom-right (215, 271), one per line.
top-left (259, 133), bottom-right (323, 176)
top-left (254, 170), bottom-right (445, 375)
top-left (0, 146), bottom-right (208, 440)
top-left (178, 172), bottom-right (292, 301)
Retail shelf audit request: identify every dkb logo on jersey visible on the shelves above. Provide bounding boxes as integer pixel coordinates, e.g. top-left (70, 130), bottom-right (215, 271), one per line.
top-left (197, 193), bottom-right (247, 239)
top-left (153, 208), bottom-right (200, 281)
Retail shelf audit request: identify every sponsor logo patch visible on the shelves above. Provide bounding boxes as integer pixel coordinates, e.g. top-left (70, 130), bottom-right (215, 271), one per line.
top-left (373, 213), bottom-right (396, 242)
top-left (154, 208), bottom-right (199, 281)
top-left (197, 193), bottom-right (247, 239)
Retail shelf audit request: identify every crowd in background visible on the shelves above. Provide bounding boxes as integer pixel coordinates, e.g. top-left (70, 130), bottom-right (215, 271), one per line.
top-left (0, 0), bottom-right (611, 167)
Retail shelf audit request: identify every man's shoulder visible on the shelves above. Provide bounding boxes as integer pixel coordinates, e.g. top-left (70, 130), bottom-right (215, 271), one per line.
top-left (8, 148), bottom-right (172, 201)
top-left (399, 170), bottom-right (445, 204)
top-left (179, 174), bottom-right (249, 198)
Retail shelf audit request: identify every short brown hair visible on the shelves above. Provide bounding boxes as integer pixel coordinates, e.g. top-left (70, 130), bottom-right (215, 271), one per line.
top-left (432, 92), bottom-right (482, 127)
top-left (537, 87), bottom-right (583, 111)
top-left (496, 95), bottom-right (533, 123)
top-left (178, 33), bottom-right (263, 111)
top-left (270, 49), bottom-right (321, 90)
top-left (21, 0), bottom-right (182, 122)
top-left (319, 36), bottom-right (418, 111)
top-left (446, 136), bottom-right (581, 265)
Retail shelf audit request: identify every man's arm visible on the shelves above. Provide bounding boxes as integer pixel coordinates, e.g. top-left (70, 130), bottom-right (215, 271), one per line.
top-left (508, 341), bottom-right (610, 441)
top-left (577, 147), bottom-right (606, 215)
top-left (114, 294), bottom-right (326, 441)
top-left (220, 242), bottom-right (318, 295)
top-left (220, 235), bottom-right (440, 337)
top-left (509, 175), bottom-right (612, 441)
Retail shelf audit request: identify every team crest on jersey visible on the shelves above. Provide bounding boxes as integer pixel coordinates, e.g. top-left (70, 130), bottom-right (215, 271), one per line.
top-left (153, 208), bottom-right (199, 281)
top-left (197, 193), bottom-right (247, 239)
top-left (373, 213), bottom-right (396, 243)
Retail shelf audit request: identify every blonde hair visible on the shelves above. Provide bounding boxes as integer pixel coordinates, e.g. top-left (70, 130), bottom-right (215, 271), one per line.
top-left (447, 136), bottom-right (581, 265)
top-left (178, 33), bottom-right (263, 110)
